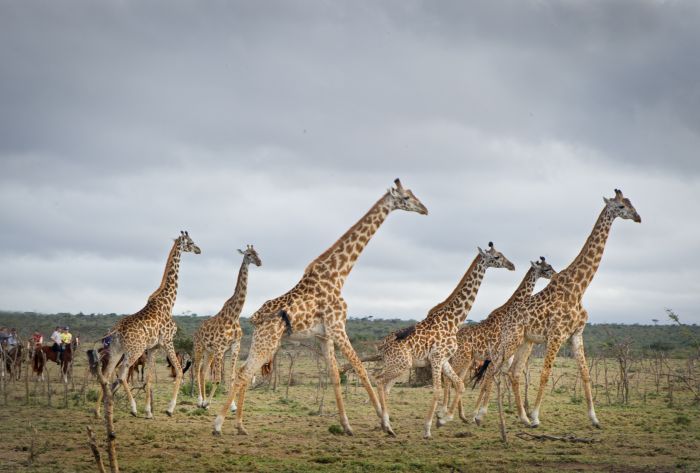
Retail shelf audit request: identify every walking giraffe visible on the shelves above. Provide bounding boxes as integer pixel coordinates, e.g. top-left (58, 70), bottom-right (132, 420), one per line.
top-left (473, 189), bottom-right (641, 428)
top-left (374, 242), bottom-right (515, 438)
top-left (213, 178), bottom-right (428, 436)
top-left (193, 245), bottom-right (261, 410)
top-left (440, 256), bottom-right (556, 424)
top-left (89, 231), bottom-right (201, 418)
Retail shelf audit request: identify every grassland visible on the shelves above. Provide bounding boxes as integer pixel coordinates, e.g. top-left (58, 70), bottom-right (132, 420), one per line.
top-left (1, 350), bottom-right (699, 473)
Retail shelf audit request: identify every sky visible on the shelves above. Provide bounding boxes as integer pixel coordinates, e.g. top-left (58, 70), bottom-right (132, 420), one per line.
top-left (1, 1), bottom-right (699, 324)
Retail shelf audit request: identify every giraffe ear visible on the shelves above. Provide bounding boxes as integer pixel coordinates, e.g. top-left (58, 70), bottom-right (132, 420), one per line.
top-left (478, 246), bottom-right (486, 256)
top-left (530, 260), bottom-right (538, 268)
top-left (237, 249), bottom-right (245, 255)
top-left (603, 197), bottom-right (611, 204)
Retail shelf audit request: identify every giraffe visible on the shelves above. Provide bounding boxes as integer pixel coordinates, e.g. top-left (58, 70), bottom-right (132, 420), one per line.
top-left (440, 256), bottom-right (556, 424)
top-left (89, 231), bottom-right (201, 418)
top-left (213, 178), bottom-right (428, 436)
top-left (193, 245), bottom-right (261, 410)
top-left (373, 242), bottom-right (515, 439)
top-left (475, 189), bottom-right (641, 428)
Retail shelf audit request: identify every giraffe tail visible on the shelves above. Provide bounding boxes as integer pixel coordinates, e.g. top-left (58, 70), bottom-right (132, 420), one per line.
top-left (278, 310), bottom-right (292, 336)
top-left (470, 359), bottom-right (491, 388)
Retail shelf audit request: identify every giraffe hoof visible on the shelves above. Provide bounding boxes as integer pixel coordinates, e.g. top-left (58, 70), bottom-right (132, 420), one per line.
top-left (593, 422), bottom-right (602, 430)
top-left (165, 410), bottom-right (174, 417)
top-left (344, 429), bottom-right (354, 436)
top-left (130, 411), bottom-right (138, 418)
top-left (529, 422), bottom-right (539, 429)
top-left (237, 427), bottom-right (249, 436)
top-left (473, 417), bottom-right (482, 427)
top-left (212, 430), bottom-right (222, 437)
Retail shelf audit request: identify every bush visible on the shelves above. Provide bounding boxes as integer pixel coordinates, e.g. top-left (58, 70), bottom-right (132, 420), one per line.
top-left (328, 424), bottom-right (344, 435)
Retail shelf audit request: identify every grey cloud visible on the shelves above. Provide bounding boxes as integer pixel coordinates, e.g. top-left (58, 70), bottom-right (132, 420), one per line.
top-left (0, 1), bottom-right (698, 323)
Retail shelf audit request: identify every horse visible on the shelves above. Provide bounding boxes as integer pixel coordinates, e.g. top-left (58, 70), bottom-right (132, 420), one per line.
top-left (33, 339), bottom-right (76, 383)
top-left (3, 344), bottom-right (23, 381)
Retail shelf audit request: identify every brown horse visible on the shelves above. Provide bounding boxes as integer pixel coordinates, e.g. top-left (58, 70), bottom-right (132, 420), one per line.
top-left (33, 340), bottom-right (76, 383)
top-left (3, 344), bottom-right (23, 381)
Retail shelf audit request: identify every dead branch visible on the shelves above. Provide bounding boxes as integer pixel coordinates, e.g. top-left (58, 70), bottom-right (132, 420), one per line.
top-left (515, 431), bottom-right (599, 443)
top-left (86, 426), bottom-right (107, 473)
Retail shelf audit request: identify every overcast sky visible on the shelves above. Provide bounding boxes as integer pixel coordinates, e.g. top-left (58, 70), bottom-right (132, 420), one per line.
top-left (1, 1), bottom-right (699, 325)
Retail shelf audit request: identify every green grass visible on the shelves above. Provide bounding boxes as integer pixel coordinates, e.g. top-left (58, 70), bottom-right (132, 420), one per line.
top-left (0, 354), bottom-right (699, 472)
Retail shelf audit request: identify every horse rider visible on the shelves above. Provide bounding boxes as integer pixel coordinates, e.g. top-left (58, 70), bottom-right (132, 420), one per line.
top-left (32, 330), bottom-right (44, 347)
top-left (61, 327), bottom-right (73, 352)
top-left (6, 328), bottom-right (18, 350)
top-left (50, 326), bottom-right (63, 363)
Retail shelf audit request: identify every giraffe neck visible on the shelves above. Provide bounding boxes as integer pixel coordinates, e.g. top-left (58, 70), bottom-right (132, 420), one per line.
top-left (427, 255), bottom-right (488, 328)
top-left (555, 207), bottom-right (615, 297)
top-left (305, 193), bottom-right (392, 289)
top-left (500, 266), bottom-right (540, 309)
top-left (219, 259), bottom-right (250, 323)
top-left (147, 240), bottom-right (182, 311)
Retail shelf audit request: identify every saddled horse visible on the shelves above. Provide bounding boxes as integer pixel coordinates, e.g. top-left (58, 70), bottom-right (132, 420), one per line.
top-left (33, 338), bottom-right (78, 383)
top-left (3, 344), bottom-right (23, 381)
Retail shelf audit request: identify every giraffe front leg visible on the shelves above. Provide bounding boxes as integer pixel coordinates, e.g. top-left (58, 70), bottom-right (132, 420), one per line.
top-left (508, 341), bottom-right (533, 426)
top-left (437, 361), bottom-right (464, 427)
top-left (227, 342), bottom-right (240, 412)
top-left (213, 353), bottom-right (262, 436)
top-left (321, 335), bottom-right (353, 435)
top-left (143, 350), bottom-right (156, 419)
top-left (329, 325), bottom-right (382, 418)
top-left (529, 337), bottom-right (565, 427)
top-left (205, 355), bottom-right (223, 409)
top-left (473, 364), bottom-right (495, 426)
top-left (162, 342), bottom-right (184, 416)
top-left (117, 355), bottom-right (139, 417)
top-left (572, 330), bottom-right (600, 428)
top-left (423, 357), bottom-right (445, 439)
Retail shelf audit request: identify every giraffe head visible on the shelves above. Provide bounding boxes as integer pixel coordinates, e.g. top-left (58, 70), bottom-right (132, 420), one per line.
top-left (604, 189), bottom-right (641, 223)
top-left (387, 178), bottom-right (428, 215)
top-left (478, 242), bottom-right (515, 271)
top-left (238, 244), bottom-right (262, 267)
top-left (177, 231), bottom-right (201, 254)
top-left (530, 256), bottom-right (556, 279)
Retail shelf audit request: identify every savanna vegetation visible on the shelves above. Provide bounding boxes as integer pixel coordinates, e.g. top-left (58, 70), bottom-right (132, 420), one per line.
top-left (1, 311), bottom-right (699, 472)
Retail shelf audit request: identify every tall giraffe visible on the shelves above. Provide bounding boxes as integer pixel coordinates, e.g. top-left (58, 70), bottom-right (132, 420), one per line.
top-left (476, 189), bottom-right (640, 428)
top-left (213, 178), bottom-right (428, 436)
top-left (374, 242), bottom-right (515, 439)
top-left (440, 256), bottom-right (556, 424)
top-left (89, 231), bottom-right (201, 418)
top-left (192, 245), bottom-right (261, 410)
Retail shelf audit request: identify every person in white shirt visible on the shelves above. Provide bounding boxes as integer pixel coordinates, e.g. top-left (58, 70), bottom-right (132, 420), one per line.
top-left (50, 326), bottom-right (63, 363)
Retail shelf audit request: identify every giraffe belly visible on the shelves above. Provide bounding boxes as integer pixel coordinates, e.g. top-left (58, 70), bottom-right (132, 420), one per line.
top-left (525, 333), bottom-right (546, 344)
top-left (288, 322), bottom-right (326, 341)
